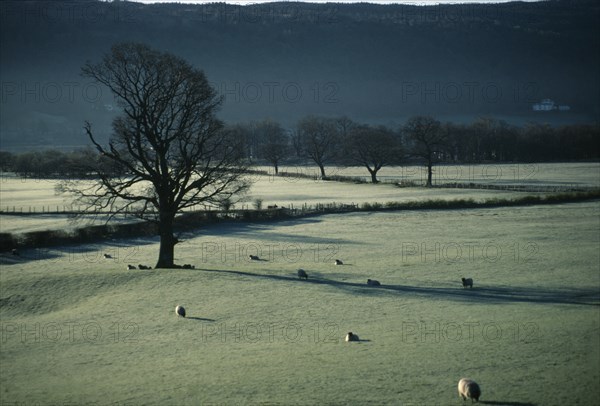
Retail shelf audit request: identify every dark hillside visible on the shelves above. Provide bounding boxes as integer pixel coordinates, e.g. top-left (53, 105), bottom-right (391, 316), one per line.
top-left (0, 0), bottom-right (598, 150)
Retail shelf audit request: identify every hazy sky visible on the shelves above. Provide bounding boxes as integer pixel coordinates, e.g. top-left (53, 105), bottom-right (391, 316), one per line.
top-left (133, 0), bottom-right (543, 4)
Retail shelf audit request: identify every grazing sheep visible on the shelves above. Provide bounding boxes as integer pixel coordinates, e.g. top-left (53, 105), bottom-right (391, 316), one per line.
top-left (249, 255), bottom-right (260, 261)
top-left (103, 253), bottom-right (112, 259)
top-left (334, 259), bottom-right (343, 265)
top-left (11, 248), bottom-right (19, 256)
top-left (461, 277), bottom-right (474, 288)
top-left (138, 264), bottom-right (152, 270)
top-left (127, 264), bottom-right (137, 270)
top-left (297, 269), bottom-right (308, 280)
top-left (175, 305), bottom-right (186, 318)
top-left (367, 279), bottom-right (381, 286)
top-left (345, 332), bottom-right (359, 342)
top-left (267, 204), bottom-right (278, 209)
top-left (458, 378), bottom-right (481, 402)
top-left (182, 264), bottom-right (195, 269)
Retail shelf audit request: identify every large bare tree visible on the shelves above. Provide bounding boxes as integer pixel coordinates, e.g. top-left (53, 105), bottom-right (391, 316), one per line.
top-left (63, 43), bottom-right (249, 268)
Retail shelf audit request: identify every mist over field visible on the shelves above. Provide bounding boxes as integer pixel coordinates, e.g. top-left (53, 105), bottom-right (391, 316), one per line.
top-left (1, 0), bottom-right (599, 150)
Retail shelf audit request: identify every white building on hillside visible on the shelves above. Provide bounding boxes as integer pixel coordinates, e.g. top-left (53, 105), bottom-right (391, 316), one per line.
top-left (532, 99), bottom-right (571, 111)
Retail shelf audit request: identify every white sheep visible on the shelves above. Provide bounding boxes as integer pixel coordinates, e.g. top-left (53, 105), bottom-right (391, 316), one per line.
top-left (297, 269), bottom-right (308, 280)
top-left (345, 332), bottom-right (359, 342)
top-left (367, 279), bottom-right (381, 286)
top-left (334, 259), bottom-right (343, 265)
top-left (458, 378), bottom-right (481, 402)
top-left (175, 305), bottom-right (186, 318)
top-left (461, 277), bottom-right (473, 288)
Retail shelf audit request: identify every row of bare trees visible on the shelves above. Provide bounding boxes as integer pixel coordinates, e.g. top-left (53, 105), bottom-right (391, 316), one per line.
top-left (4, 116), bottom-right (599, 187)
top-left (219, 115), bottom-right (599, 186)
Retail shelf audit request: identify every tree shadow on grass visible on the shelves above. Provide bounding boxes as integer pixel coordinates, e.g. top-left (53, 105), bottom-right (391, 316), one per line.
top-left (182, 218), bottom-right (360, 246)
top-left (199, 268), bottom-right (600, 307)
top-left (480, 401), bottom-right (537, 406)
top-left (1, 237), bottom-right (160, 266)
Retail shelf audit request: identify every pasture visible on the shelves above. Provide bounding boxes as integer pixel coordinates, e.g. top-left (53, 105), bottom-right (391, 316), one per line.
top-left (5, 161), bottom-right (599, 233)
top-left (1, 196), bottom-right (599, 404)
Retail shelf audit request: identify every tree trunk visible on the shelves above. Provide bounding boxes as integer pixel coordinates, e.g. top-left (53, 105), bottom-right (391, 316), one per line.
top-left (274, 162), bottom-right (279, 175)
top-left (319, 164), bottom-right (326, 179)
top-left (426, 156), bottom-right (433, 187)
top-left (156, 213), bottom-right (177, 268)
top-left (367, 167), bottom-right (379, 183)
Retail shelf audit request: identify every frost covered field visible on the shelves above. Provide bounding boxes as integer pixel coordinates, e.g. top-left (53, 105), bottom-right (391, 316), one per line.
top-left (1, 198), bottom-right (599, 404)
top-left (4, 162), bottom-right (593, 233)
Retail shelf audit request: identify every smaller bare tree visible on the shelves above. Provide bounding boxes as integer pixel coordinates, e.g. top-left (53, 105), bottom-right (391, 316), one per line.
top-left (404, 115), bottom-right (447, 187)
top-left (297, 115), bottom-right (339, 179)
top-left (346, 125), bottom-right (402, 183)
top-left (256, 119), bottom-right (289, 175)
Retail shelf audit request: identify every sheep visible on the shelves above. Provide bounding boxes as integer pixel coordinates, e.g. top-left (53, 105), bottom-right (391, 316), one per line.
top-left (127, 264), bottom-right (137, 270)
top-left (103, 253), bottom-right (112, 259)
top-left (182, 264), bottom-right (195, 269)
top-left (175, 305), bottom-right (186, 318)
top-left (367, 279), bottom-right (381, 286)
top-left (138, 264), bottom-right (152, 270)
top-left (267, 204), bottom-right (278, 209)
top-left (334, 259), bottom-right (343, 265)
top-left (461, 277), bottom-right (474, 288)
top-left (458, 378), bottom-right (481, 402)
top-left (297, 269), bottom-right (308, 280)
top-left (345, 332), bottom-right (359, 342)
top-left (249, 255), bottom-right (260, 261)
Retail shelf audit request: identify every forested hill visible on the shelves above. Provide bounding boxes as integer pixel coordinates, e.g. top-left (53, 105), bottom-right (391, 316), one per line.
top-left (1, 0), bottom-right (599, 150)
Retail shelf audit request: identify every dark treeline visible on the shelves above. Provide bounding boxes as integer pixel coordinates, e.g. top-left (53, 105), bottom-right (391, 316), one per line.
top-left (1, 116), bottom-right (598, 183)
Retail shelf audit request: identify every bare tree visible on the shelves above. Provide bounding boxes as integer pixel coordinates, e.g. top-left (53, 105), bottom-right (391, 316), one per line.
top-left (61, 43), bottom-right (249, 268)
top-left (403, 115), bottom-right (446, 187)
top-left (346, 125), bottom-right (402, 183)
top-left (335, 115), bottom-right (356, 140)
top-left (296, 115), bottom-right (339, 178)
top-left (256, 119), bottom-right (289, 174)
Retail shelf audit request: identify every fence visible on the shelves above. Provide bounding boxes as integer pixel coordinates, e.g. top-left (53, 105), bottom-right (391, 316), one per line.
top-left (1, 181), bottom-right (598, 217)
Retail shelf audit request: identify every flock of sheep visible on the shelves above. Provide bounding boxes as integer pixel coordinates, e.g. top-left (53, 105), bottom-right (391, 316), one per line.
top-left (106, 250), bottom-right (481, 402)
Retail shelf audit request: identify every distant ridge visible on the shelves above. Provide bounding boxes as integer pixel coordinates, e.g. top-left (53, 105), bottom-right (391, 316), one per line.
top-left (0, 0), bottom-right (598, 150)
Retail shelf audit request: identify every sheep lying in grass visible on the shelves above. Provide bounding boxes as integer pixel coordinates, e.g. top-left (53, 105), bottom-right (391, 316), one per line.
top-left (297, 269), bottom-right (308, 280)
top-left (334, 259), bottom-right (343, 265)
top-left (175, 305), bottom-right (186, 318)
top-left (345, 332), bottom-right (359, 342)
top-left (182, 264), bottom-right (195, 269)
top-left (127, 264), bottom-right (137, 270)
top-left (458, 378), bottom-right (481, 402)
top-left (249, 255), bottom-right (260, 261)
top-left (138, 264), bottom-right (152, 270)
top-left (103, 253), bottom-right (112, 259)
top-left (367, 279), bottom-right (381, 286)
top-left (461, 277), bottom-right (474, 288)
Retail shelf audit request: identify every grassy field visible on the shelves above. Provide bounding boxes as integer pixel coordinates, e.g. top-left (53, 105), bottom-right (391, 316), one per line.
top-left (1, 199), bottom-right (599, 405)
top-left (0, 167), bottom-right (558, 234)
